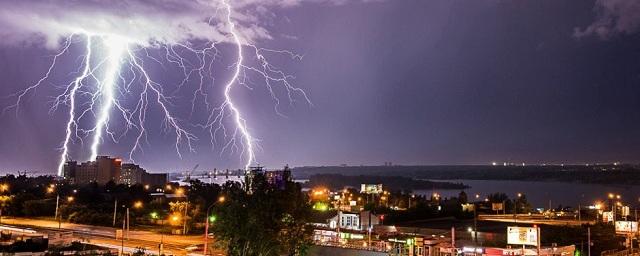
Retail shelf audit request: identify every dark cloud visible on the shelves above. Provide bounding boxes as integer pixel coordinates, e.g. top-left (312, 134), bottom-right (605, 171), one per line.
top-left (575, 0), bottom-right (640, 39)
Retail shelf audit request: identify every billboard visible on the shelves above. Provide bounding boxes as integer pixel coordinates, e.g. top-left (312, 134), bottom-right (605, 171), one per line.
top-left (603, 211), bottom-right (614, 223)
top-left (360, 184), bottom-right (383, 194)
top-left (615, 221), bottom-right (638, 234)
top-left (492, 203), bottom-right (504, 211)
top-left (507, 227), bottom-right (538, 246)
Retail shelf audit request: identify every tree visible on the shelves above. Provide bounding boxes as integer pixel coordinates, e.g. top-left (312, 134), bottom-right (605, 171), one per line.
top-left (211, 173), bottom-right (312, 256)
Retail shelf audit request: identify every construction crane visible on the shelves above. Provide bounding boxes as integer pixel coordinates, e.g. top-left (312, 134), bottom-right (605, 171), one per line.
top-left (184, 164), bottom-right (199, 182)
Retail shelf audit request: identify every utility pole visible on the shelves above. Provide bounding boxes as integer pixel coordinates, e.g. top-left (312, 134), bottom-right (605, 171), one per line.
top-left (451, 226), bottom-right (455, 248)
top-left (159, 219), bottom-right (164, 255)
top-left (204, 203), bottom-right (215, 256)
top-left (536, 227), bottom-right (541, 256)
top-left (183, 201), bottom-right (189, 235)
top-left (474, 203), bottom-right (478, 245)
top-left (588, 226), bottom-right (591, 256)
top-left (337, 210), bottom-right (341, 243)
top-left (113, 199), bottom-right (117, 227)
top-left (120, 209), bottom-right (126, 256)
top-left (126, 207), bottom-right (130, 240)
top-left (54, 194), bottom-right (60, 220)
top-left (578, 204), bottom-right (582, 222)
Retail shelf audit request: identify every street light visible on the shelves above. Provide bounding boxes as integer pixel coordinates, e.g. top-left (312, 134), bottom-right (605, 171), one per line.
top-left (46, 184), bottom-right (61, 224)
top-left (204, 195), bottom-right (225, 255)
top-left (149, 211), bottom-right (166, 255)
top-left (59, 195), bottom-right (74, 229)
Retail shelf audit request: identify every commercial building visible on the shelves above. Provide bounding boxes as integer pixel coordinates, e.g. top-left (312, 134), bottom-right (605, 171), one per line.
top-left (329, 211), bottom-right (361, 231)
top-left (63, 156), bottom-right (166, 186)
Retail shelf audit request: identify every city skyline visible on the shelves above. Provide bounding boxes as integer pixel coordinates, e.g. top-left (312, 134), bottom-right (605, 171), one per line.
top-left (2, 0), bottom-right (640, 174)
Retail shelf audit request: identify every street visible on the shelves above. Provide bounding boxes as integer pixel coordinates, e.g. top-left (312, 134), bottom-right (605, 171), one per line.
top-left (0, 217), bottom-right (224, 255)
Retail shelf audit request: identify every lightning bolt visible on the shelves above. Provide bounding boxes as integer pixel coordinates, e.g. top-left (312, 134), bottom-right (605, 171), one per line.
top-left (203, 0), bottom-right (312, 170)
top-left (88, 36), bottom-right (127, 161)
top-left (6, 1), bottom-right (311, 176)
top-left (56, 35), bottom-right (92, 175)
top-left (220, 0), bottom-right (254, 170)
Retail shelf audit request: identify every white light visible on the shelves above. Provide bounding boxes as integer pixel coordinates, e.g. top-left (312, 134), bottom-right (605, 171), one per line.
top-left (89, 36), bottom-right (128, 161)
top-left (57, 35), bottom-right (92, 175)
top-left (220, 0), bottom-right (254, 170)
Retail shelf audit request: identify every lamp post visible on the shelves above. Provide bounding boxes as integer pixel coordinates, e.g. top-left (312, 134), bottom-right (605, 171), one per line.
top-left (204, 196), bottom-right (225, 255)
top-left (119, 200), bottom-right (143, 255)
top-left (59, 196), bottom-right (74, 229)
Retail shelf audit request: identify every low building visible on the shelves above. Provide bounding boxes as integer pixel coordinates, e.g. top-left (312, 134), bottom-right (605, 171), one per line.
top-left (329, 211), bottom-right (361, 231)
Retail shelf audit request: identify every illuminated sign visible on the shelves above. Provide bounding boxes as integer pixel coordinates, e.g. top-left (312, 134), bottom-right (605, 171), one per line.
top-left (463, 247), bottom-right (484, 254)
top-left (507, 227), bottom-right (538, 246)
top-left (615, 221), bottom-right (638, 234)
top-left (341, 233), bottom-right (365, 239)
top-left (492, 203), bottom-right (504, 211)
top-left (360, 184), bottom-right (383, 194)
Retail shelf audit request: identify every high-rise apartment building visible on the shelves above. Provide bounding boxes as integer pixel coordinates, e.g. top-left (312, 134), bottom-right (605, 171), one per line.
top-left (63, 156), bottom-right (166, 186)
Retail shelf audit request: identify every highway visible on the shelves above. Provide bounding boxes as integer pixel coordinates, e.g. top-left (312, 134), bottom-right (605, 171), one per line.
top-left (478, 214), bottom-right (596, 226)
top-left (0, 217), bottom-right (225, 255)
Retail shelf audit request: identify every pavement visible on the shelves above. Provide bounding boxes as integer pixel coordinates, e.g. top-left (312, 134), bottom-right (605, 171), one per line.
top-left (0, 217), bottom-right (225, 256)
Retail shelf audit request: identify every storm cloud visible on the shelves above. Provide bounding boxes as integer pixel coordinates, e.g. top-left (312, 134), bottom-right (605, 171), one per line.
top-left (0, 0), bottom-right (369, 49)
top-left (575, 0), bottom-right (640, 39)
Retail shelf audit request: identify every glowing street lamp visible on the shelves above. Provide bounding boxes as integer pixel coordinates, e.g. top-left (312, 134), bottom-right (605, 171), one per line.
top-left (204, 195), bottom-right (226, 255)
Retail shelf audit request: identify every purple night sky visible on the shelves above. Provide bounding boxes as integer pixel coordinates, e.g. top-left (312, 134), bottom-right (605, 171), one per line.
top-left (1, 0), bottom-right (640, 174)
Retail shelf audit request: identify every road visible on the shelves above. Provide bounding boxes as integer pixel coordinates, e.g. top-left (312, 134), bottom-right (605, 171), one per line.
top-left (478, 214), bottom-right (595, 226)
top-left (0, 217), bottom-right (225, 256)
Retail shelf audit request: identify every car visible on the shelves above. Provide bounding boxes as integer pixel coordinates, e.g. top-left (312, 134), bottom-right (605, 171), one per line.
top-left (185, 244), bottom-right (205, 252)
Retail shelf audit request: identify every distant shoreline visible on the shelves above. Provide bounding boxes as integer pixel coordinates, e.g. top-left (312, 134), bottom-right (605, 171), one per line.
top-left (293, 164), bottom-right (640, 185)
top-left (304, 173), bottom-right (468, 191)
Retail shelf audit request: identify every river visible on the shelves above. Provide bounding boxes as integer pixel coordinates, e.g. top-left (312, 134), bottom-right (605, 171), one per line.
top-left (413, 179), bottom-right (640, 208)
